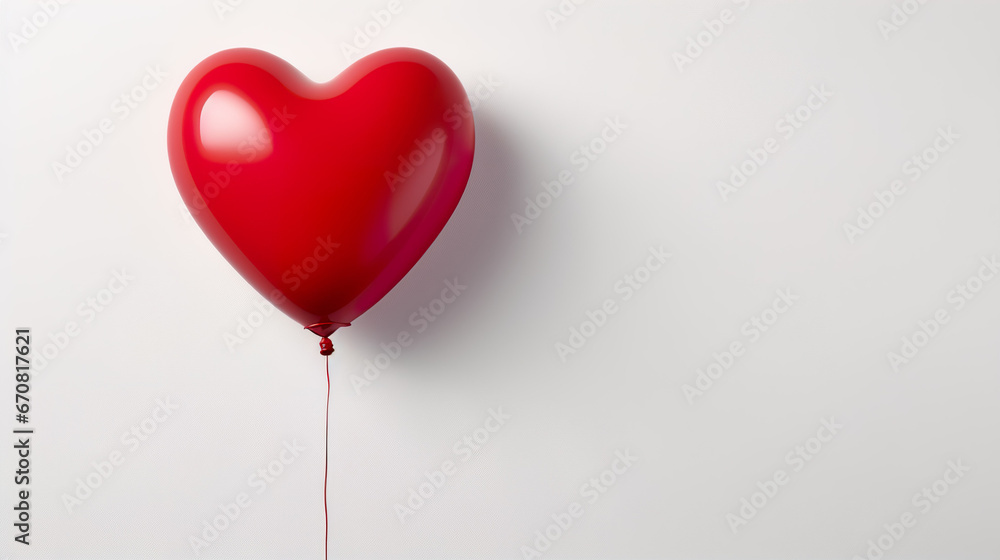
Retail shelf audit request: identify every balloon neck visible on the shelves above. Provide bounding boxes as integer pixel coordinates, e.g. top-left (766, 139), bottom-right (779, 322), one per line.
top-left (305, 322), bottom-right (349, 356)
top-left (319, 337), bottom-right (334, 356)
top-left (305, 321), bottom-right (351, 338)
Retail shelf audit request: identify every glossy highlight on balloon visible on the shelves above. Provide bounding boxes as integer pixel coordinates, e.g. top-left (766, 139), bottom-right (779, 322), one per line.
top-left (167, 48), bottom-right (476, 339)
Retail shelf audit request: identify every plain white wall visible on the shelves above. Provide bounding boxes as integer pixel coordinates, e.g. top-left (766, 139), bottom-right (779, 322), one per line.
top-left (1, 1), bottom-right (998, 558)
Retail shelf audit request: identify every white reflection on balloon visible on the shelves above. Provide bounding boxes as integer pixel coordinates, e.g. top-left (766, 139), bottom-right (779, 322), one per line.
top-left (197, 88), bottom-right (273, 163)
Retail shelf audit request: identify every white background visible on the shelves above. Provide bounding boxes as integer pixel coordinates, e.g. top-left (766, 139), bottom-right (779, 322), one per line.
top-left (1, 1), bottom-right (999, 558)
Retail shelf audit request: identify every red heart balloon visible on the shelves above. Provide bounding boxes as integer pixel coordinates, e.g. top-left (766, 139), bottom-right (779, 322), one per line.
top-left (167, 48), bottom-right (475, 340)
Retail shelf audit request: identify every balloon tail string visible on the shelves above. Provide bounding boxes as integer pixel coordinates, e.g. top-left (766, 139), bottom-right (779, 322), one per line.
top-left (324, 353), bottom-right (330, 560)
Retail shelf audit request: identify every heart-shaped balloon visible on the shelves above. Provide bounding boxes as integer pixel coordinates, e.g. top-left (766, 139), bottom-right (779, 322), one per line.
top-left (167, 48), bottom-right (475, 342)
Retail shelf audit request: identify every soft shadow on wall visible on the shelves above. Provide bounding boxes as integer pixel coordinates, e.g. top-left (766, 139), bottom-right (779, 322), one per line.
top-left (347, 109), bottom-right (525, 375)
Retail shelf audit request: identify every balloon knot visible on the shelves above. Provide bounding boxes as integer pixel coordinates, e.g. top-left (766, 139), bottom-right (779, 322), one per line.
top-left (319, 337), bottom-right (334, 356)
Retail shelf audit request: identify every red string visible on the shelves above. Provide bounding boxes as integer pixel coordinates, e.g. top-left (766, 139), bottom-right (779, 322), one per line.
top-left (324, 354), bottom-right (330, 560)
